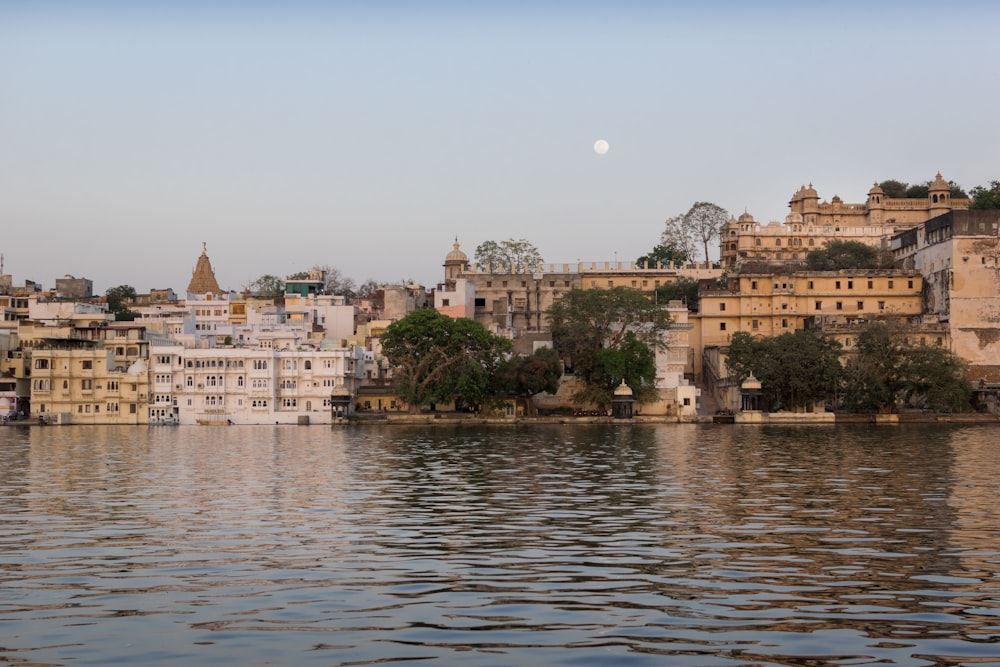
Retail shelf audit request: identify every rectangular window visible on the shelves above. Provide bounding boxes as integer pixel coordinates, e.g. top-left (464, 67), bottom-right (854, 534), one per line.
top-left (836, 281), bottom-right (841, 289)
top-left (815, 301), bottom-right (822, 310)
top-left (781, 319), bottom-right (788, 328)
top-left (751, 281), bottom-right (758, 290)
top-left (81, 379), bottom-right (93, 390)
top-left (908, 279), bottom-right (914, 289)
top-left (888, 280), bottom-right (894, 289)
top-left (81, 360), bottom-right (93, 370)
top-left (848, 280), bottom-right (853, 289)
top-left (857, 301), bottom-right (864, 310)
top-left (719, 322), bottom-right (727, 331)
top-left (751, 319), bottom-right (758, 330)
top-left (441, 299), bottom-right (450, 307)
top-left (807, 281), bottom-right (814, 289)
top-left (836, 302), bottom-right (843, 310)
top-left (878, 301), bottom-right (885, 311)
top-left (719, 303), bottom-right (726, 312)
top-left (867, 279), bottom-right (873, 289)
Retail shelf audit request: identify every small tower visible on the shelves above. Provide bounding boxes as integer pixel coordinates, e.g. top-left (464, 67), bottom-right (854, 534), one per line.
top-left (443, 238), bottom-right (469, 288)
top-left (867, 182), bottom-right (885, 225)
top-left (928, 172), bottom-right (951, 216)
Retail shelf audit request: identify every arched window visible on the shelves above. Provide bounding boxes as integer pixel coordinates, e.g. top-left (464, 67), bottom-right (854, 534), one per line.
top-left (304, 360), bottom-right (312, 370)
top-left (755, 238), bottom-right (761, 246)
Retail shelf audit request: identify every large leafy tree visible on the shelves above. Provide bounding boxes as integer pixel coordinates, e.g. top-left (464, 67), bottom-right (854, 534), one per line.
top-left (726, 330), bottom-right (843, 411)
top-left (105, 285), bottom-right (137, 321)
top-left (248, 274), bottom-right (285, 300)
top-left (547, 287), bottom-right (670, 406)
top-left (970, 181), bottom-right (1000, 210)
top-left (878, 180), bottom-right (908, 199)
top-left (654, 276), bottom-right (701, 311)
top-left (636, 243), bottom-right (689, 268)
top-left (380, 309), bottom-right (511, 412)
top-left (474, 239), bottom-right (543, 270)
top-left (842, 322), bottom-right (971, 413)
top-left (841, 322), bottom-right (904, 414)
top-left (806, 240), bottom-right (885, 271)
top-left (494, 346), bottom-right (562, 416)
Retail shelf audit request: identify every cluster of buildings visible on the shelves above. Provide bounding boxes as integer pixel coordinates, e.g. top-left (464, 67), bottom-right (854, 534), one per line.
top-left (3, 173), bottom-right (1000, 423)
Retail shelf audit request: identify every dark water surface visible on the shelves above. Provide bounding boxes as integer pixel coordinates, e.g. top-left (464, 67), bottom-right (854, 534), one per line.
top-left (1, 424), bottom-right (999, 666)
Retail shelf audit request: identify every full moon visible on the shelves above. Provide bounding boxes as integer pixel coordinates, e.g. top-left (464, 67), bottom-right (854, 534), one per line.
top-left (593, 139), bottom-right (609, 155)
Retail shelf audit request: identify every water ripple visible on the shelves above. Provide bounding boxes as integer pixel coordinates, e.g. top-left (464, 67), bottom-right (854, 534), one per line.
top-left (1, 423), bottom-right (999, 666)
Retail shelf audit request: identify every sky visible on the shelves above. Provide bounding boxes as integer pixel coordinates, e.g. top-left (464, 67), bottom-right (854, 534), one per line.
top-left (2, 1), bottom-right (999, 295)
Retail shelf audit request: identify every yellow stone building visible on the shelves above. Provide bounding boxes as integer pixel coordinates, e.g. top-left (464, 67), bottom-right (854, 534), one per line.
top-left (721, 173), bottom-right (970, 268)
top-left (29, 325), bottom-right (151, 424)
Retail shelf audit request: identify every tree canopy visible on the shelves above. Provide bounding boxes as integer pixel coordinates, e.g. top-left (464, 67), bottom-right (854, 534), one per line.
top-left (970, 181), bottom-right (1000, 210)
top-left (474, 239), bottom-right (543, 270)
top-left (660, 203), bottom-right (729, 264)
top-left (105, 285), bottom-right (137, 321)
top-left (494, 346), bottom-right (562, 415)
top-left (878, 179), bottom-right (967, 200)
top-left (636, 243), bottom-right (689, 268)
top-left (654, 276), bottom-right (700, 311)
top-left (805, 240), bottom-right (887, 271)
top-left (547, 287), bottom-right (670, 406)
top-left (726, 330), bottom-right (843, 411)
top-left (841, 322), bottom-right (971, 413)
top-left (248, 274), bottom-right (285, 300)
top-left (379, 309), bottom-right (512, 412)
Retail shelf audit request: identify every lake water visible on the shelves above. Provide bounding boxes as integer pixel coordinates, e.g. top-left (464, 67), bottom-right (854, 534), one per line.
top-left (1, 423), bottom-right (999, 666)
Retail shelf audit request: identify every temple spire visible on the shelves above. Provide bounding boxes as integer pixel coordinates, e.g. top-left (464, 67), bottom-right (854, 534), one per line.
top-left (187, 243), bottom-right (222, 295)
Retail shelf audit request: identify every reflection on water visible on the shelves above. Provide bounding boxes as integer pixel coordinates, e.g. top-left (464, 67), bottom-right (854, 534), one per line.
top-left (1, 424), bottom-right (999, 666)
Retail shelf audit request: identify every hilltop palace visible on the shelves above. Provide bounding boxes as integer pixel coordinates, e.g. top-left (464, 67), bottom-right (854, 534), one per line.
top-left (2, 173), bottom-right (999, 423)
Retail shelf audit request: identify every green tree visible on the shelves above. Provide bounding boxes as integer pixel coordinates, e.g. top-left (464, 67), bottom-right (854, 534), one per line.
top-left (970, 181), bottom-right (1000, 210)
top-left (494, 346), bottom-right (562, 416)
top-left (380, 309), bottom-right (511, 412)
top-left (806, 240), bottom-right (884, 271)
top-left (474, 239), bottom-right (543, 270)
top-left (105, 284), bottom-right (137, 321)
top-left (547, 287), bottom-right (670, 406)
top-left (904, 183), bottom-right (929, 199)
top-left (901, 344), bottom-right (971, 412)
top-left (878, 180), bottom-right (909, 198)
top-left (841, 322), bottom-right (971, 413)
top-left (248, 274), bottom-right (285, 300)
top-left (636, 243), bottom-right (689, 268)
top-left (726, 330), bottom-right (843, 411)
top-left (653, 276), bottom-right (700, 311)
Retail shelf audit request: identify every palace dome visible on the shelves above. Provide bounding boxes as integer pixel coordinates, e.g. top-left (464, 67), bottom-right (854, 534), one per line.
top-left (445, 238), bottom-right (468, 263)
top-left (929, 172), bottom-right (949, 191)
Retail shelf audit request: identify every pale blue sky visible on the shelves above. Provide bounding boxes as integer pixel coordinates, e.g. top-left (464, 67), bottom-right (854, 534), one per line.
top-left (2, 1), bottom-right (998, 294)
